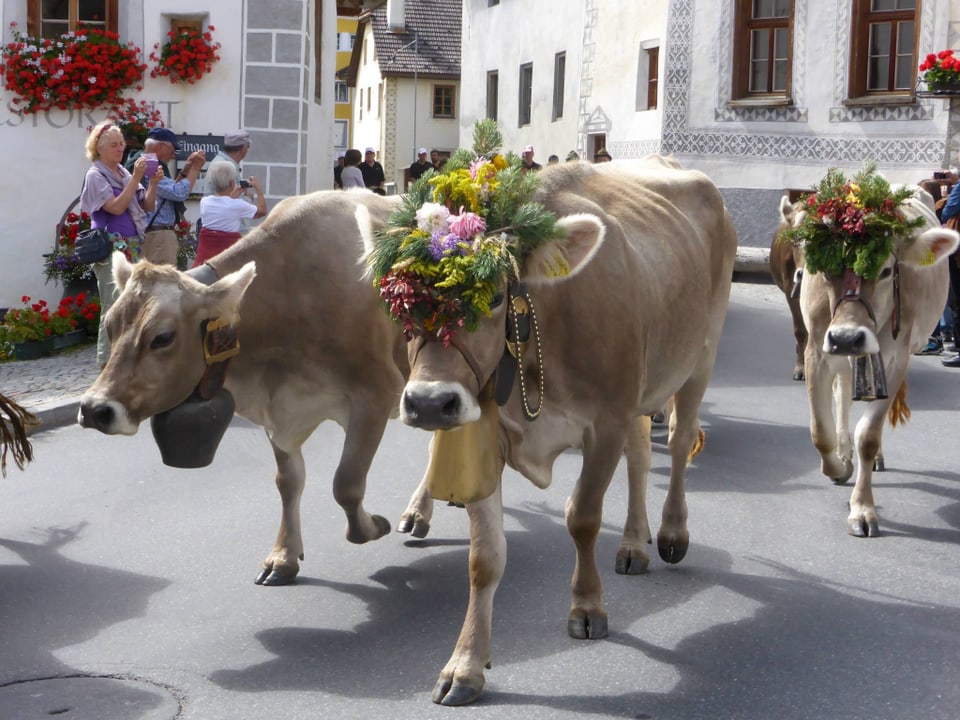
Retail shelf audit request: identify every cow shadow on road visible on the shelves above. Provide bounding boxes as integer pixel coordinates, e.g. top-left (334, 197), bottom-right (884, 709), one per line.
top-left (0, 525), bottom-right (170, 707)
top-left (208, 502), bottom-right (960, 719)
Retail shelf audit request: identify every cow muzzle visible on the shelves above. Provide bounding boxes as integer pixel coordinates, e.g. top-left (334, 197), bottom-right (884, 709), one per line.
top-left (401, 381), bottom-right (480, 430)
top-left (78, 396), bottom-right (138, 435)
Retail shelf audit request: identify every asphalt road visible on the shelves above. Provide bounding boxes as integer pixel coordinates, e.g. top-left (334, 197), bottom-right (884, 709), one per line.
top-left (2, 284), bottom-right (959, 720)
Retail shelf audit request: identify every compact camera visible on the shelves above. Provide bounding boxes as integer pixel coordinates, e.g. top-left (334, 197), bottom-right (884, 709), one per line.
top-left (934, 171), bottom-right (948, 180)
top-left (238, 179), bottom-right (251, 188)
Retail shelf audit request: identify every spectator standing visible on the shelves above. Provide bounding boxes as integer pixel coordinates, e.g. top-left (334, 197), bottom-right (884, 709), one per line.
top-left (334, 151), bottom-right (346, 189)
top-left (521, 145), bottom-right (542, 173)
top-left (936, 171), bottom-right (960, 367)
top-left (193, 162), bottom-right (267, 267)
top-left (142, 127), bottom-right (205, 266)
top-left (566, 150), bottom-right (580, 162)
top-left (205, 129), bottom-right (251, 193)
top-left (409, 147), bottom-right (432, 183)
top-left (430, 149), bottom-right (444, 172)
top-left (80, 121), bottom-right (160, 365)
top-left (361, 147), bottom-right (386, 194)
top-left (340, 149), bottom-right (365, 189)
top-left (547, 154), bottom-right (560, 165)
top-left (593, 148), bottom-right (613, 163)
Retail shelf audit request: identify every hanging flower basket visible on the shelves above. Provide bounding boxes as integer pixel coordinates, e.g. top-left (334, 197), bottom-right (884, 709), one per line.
top-left (45, 210), bottom-right (97, 288)
top-left (150, 25), bottom-right (221, 85)
top-left (0, 22), bottom-right (146, 115)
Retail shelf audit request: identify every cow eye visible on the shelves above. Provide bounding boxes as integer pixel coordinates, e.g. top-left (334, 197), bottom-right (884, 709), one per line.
top-left (878, 267), bottom-right (893, 280)
top-left (490, 292), bottom-right (504, 309)
top-left (150, 331), bottom-right (176, 350)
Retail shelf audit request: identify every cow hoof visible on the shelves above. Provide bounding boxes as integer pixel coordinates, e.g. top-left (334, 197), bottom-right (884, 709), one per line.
top-left (873, 456), bottom-right (885, 472)
top-left (346, 514), bottom-right (391, 544)
top-left (657, 534), bottom-right (689, 564)
top-left (254, 566), bottom-right (298, 586)
top-left (432, 675), bottom-right (484, 706)
top-left (397, 513), bottom-right (430, 538)
top-left (848, 515), bottom-right (880, 538)
top-left (792, 370), bottom-right (805, 381)
top-left (615, 547), bottom-right (650, 575)
top-left (567, 610), bottom-right (608, 639)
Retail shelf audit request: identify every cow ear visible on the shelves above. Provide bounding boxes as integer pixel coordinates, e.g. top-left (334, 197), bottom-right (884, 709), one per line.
top-left (779, 194), bottom-right (797, 225)
top-left (113, 251), bottom-right (134, 291)
top-left (355, 203), bottom-right (376, 260)
top-left (524, 213), bottom-right (605, 284)
top-left (899, 228), bottom-right (960, 268)
top-left (205, 261), bottom-right (257, 321)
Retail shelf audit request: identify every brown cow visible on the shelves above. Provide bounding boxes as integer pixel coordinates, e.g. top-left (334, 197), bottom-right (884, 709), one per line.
top-left (795, 188), bottom-right (959, 536)
top-left (770, 195), bottom-right (807, 380)
top-left (373, 158), bottom-right (737, 704)
top-left (78, 190), bottom-right (407, 584)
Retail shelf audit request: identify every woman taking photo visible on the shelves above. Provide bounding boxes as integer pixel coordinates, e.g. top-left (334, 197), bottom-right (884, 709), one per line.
top-left (80, 121), bottom-right (161, 366)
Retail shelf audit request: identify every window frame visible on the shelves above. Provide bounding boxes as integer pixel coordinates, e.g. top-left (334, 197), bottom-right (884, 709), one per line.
top-left (486, 70), bottom-right (499, 121)
top-left (28, 0), bottom-right (118, 37)
top-left (731, 0), bottom-right (794, 103)
top-left (637, 45), bottom-right (659, 111)
top-left (848, 0), bottom-right (919, 100)
top-left (552, 51), bottom-right (565, 121)
top-left (518, 62), bottom-right (533, 127)
top-left (432, 84), bottom-right (456, 119)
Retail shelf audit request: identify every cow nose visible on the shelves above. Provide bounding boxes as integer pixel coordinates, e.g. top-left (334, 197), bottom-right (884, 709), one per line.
top-left (403, 389), bottom-right (462, 430)
top-left (79, 402), bottom-right (115, 432)
top-left (826, 327), bottom-right (868, 355)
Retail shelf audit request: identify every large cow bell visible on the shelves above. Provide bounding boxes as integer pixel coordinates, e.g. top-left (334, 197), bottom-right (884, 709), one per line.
top-left (150, 389), bottom-right (236, 468)
top-left (852, 352), bottom-right (888, 401)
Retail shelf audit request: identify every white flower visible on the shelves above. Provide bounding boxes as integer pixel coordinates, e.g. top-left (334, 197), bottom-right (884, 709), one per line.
top-left (415, 202), bottom-right (450, 234)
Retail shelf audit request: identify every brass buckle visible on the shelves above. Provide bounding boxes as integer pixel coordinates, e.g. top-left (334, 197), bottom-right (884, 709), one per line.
top-left (203, 318), bottom-right (240, 365)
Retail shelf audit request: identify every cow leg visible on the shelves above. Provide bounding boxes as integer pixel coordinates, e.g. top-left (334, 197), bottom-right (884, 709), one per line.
top-left (616, 414), bottom-right (652, 575)
top-left (847, 404), bottom-right (888, 538)
top-left (256, 441), bottom-right (307, 585)
top-left (659, 386), bottom-right (700, 565)
top-left (805, 354), bottom-right (854, 483)
top-left (788, 296), bottom-right (808, 381)
top-left (397, 471), bottom-right (434, 538)
top-left (566, 423), bottom-right (625, 640)
top-left (432, 477), bottom-right (505, 706)
top-left (336, 406), bottom-right (392, 544)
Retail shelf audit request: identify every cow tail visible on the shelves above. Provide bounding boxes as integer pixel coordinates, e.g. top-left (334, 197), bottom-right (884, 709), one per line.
top-left (0, 391), bottom-right (37, 477)
top-left (887, 381), bottom-right (910, 428)
top-left (688, 429), bottom-right (705, 464)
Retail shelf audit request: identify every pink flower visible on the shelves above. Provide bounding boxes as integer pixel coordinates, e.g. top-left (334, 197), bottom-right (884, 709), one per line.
top-left (448, 208), bottom-right (486, 240)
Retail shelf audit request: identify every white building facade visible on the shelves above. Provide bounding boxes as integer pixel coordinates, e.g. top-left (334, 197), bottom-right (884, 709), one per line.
top-left (0, 0), bottom-right (339, 310)
top-left (459, 0), bottom-right (959, 248)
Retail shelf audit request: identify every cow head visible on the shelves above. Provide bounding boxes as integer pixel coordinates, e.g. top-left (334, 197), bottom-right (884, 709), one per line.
top-left (377, 214), bottom-right (605, 431)
top-left (794, 189), bottom-right (958, 356)
top-left (79, 253), bottom-right (256, 434)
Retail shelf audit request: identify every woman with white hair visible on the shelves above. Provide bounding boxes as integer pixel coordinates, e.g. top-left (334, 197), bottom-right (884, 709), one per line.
top-left (193, 161), bottom-right (267, 267)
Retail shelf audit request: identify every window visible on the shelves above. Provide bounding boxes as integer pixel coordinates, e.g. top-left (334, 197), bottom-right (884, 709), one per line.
top-left (732, 0), bottom-right (793, 100)
top-left (378, 82), bottom-right (383, 118)
top-left (486, 71), bottom-right (499, 120)
top-left (366, 86), bottom-right (371, 112)
top-left (637, 45), bottom-right (659, 110)
top-left (519, 63), bottom-right (533, 126)
top-left (552, 52), bottom-right (566, 120)
top-left (335, 81), bottom-right (349, 104)
top-left (850, 0), bottom-right (918, 97)
top-left (29, 0), bottom-right (117, 37)
top-left (337, 32), bottom-right (356, 52)
top-left (433, 85), bottom-right (456, 118)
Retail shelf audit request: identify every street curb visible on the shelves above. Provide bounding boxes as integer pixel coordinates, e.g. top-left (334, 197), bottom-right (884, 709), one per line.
top-left (25, 399), bottom-right (80, 436)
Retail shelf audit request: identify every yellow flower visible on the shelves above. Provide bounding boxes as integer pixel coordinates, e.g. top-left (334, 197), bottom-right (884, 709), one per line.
top-left (492, 154), bottom-right (508, 170)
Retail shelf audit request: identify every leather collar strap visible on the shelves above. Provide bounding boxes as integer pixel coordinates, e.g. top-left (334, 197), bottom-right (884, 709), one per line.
top-left (184, 263), bottom-right (241, 399)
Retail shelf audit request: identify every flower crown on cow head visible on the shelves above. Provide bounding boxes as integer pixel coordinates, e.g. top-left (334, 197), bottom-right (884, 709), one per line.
top-left (367, 119), bottom-right (562, 345)
top-left (785, 163), bottom-right (926, 280)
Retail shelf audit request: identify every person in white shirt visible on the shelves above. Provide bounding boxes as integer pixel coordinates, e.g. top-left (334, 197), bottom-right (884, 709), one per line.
top-left (193, 162), bottom-right (267, 267)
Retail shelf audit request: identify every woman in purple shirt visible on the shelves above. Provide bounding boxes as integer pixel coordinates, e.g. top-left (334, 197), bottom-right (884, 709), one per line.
top-left (80, 121), bottom-right (160, 366)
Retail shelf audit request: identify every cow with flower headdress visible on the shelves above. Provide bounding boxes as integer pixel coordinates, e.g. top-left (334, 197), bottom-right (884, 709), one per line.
top-left (783, 164), bottom-right (959, 537)
top-left (366, 119), bottom-right (738, 705)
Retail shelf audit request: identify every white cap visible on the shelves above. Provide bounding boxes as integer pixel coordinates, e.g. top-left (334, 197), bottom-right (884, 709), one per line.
top-left (418, 147), bottom-right (427, 155)
top-left (336, 150), bottom-right (345, 159)
top-left (365, 146), bottom-right (376, 154)
top-left (524, 145), bottom-right (534, 153)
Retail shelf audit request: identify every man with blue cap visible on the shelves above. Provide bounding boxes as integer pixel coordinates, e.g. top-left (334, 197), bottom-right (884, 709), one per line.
top-left (142, 126), bottom-right (205, 265)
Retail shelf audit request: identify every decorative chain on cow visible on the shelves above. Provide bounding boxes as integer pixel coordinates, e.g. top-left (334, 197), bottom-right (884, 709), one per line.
top-left (368, 119), bottom-right (559, 416)
top-left (783, 163), bottom-right (924, 401)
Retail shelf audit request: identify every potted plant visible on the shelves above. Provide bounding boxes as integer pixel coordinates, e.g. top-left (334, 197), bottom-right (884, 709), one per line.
top-left (0, 296), bottom-right (54, 360)
top-left (45, 211), bottom-right (98, 295)
top-left (47, 295), bottom-right (93, 351)
top-left (107, 98), bottom-right (165, 149)
top-left (150, 25), bottom-right (221, 84)
top-left (919, 49), bottom-right (960, 94)
top-left (0, 22), bottom-right (146, 115)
